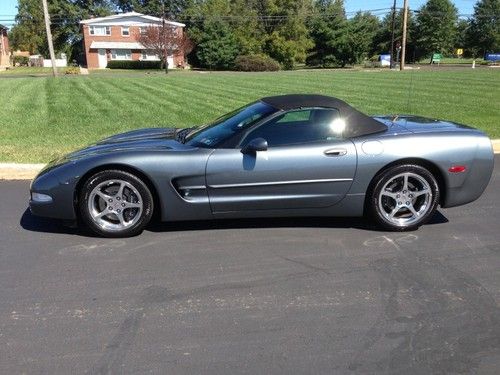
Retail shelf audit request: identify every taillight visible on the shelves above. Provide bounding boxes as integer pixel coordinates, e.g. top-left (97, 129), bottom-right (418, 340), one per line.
top-left (448, 165), bottom-right (466, 173)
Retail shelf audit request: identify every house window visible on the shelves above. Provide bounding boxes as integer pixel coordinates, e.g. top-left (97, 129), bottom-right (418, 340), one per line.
top-left (121, 27), bottom-right (130, 37)
top-left (141, 51), bottom-right (160, 60)
top-left (89, 26), bottom-right (111, 36)
top-left (111, 49), bottom-right (132, 60)
top-left (139, 26), bottom-right (147, 35)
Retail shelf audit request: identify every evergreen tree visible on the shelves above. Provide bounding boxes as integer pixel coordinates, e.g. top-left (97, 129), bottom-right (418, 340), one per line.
top-left (346, 11), bottom-right (380, 64)
top-left (466, 0), bottom-right (500, 56)
top-left (195, 20), bottom-right (240, 69)
top-left (415, 0), bottom-right (458, 57)
top-left (307, 0), bottom-right (350, 67)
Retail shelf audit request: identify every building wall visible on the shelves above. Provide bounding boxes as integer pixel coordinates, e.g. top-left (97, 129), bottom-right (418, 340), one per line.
top-left (82, 24), bottom-right (185, 69)
top-left (0, 29), bottom-right (10, 67)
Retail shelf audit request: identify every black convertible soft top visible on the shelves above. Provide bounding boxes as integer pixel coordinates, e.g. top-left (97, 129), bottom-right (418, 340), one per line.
top-left (261, 94), bottom-right (387, 138)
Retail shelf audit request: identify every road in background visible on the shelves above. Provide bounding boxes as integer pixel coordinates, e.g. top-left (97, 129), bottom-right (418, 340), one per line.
top-left (1, 156), bottom-right (499, 374)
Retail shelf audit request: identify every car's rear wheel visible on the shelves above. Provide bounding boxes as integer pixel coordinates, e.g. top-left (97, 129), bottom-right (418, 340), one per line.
top-left (369, 164), bottom-right (439, 231)
top-left (79, 170), bottom-right (154, 237)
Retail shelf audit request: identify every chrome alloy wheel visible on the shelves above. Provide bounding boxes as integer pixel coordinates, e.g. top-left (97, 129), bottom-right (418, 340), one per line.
top-left (87, 179), bottom-right (143, 232)
top-left (378, 172), bottom-right (432, 227)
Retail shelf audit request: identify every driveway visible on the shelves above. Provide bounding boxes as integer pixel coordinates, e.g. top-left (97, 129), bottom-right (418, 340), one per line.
top-left (1, 156), bottom-right (499, 374)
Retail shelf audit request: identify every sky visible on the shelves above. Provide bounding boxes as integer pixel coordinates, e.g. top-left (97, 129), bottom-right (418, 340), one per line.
top-left (0, 0), bottom-right (478, 28)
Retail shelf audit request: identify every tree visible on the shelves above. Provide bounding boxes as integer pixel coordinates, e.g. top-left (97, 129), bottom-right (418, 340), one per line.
top-left (307, 0), bottom-right (350, 67)
top-left (466, 0), bottom-right (500, 57)
top-left (139, 24), bottom-right (193, 73)
top-left (260, 0), bottom-right (314, 69)
top-left (194, 20), bottom-right (240, 70)
top-left (415, 0), bottom-right (458, 57)
top-left (346, 11), bottom-right (380, 64)
top-left (112, 0), bottom-right (189, 18)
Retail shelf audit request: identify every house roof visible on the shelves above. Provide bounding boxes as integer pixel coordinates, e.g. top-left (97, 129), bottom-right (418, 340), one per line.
top-left (80, 12), bottom-right (185, 27)
top-left (0, 24), bottom-right (8, 31)
top-left (89, 41), bottom-right (146, 50)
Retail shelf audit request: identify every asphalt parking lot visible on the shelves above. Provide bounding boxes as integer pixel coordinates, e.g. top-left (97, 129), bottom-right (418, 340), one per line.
top-left (1, 156), bottom-right (499, 374)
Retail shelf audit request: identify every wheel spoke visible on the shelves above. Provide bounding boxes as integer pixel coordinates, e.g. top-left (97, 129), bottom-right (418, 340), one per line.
top-left (116, 182), bottom-right (126, 198)
top-left (413, 189), bottom-right (430, 198)
top-left (403, 174), bottom-right (409, 191)
top-left (389, 206), bottom-right (402, 218)
top-left (94, 210), bottom-right (109, 219)
top-left (381, 191), bottom-right (398, 200)
top-left (116, 211), bottom-right (127, 226)
top-left (124, 202), bottom-right (141, 209)
top-left (408, 205), bottom-right (420, 217)
top-left (96, 190), bottom-right (113, 202)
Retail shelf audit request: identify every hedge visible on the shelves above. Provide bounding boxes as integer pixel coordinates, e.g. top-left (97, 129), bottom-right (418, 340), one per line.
top-left (12, 56), bottom-right (29, 66)
top-left (234, 54), bottom-right (280, 72)
top-left (107, 60), bottom-right (162, 69)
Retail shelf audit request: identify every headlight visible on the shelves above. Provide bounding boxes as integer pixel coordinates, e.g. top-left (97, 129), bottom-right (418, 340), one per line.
top-left (31, 192), bottom-right (53, 203)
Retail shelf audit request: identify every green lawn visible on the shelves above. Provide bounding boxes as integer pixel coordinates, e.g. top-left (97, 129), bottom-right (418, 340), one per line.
top-left (0, 68), bottom-right (499, 163)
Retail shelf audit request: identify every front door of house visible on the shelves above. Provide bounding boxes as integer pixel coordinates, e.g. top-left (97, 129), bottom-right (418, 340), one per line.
top-left (98, 49), bottom-right (107, 68)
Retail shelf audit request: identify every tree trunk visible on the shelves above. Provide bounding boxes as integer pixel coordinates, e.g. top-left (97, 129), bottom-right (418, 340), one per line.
top-left (164, 49), bottom-right (168, 74)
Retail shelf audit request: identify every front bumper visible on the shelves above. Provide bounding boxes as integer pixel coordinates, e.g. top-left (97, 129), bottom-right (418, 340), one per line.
top-left (29, 168), bottom-right (78, 220)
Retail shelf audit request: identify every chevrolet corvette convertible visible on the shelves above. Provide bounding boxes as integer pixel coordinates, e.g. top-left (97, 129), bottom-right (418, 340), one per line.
top-left (29, 94), bottom-right (494, 237)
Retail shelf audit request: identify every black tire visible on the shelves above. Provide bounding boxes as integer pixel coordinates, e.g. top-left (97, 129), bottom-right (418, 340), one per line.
top-left (79, 170), bottom-right (154, 237)
top-left (368, 164), bottom-right (440, 231)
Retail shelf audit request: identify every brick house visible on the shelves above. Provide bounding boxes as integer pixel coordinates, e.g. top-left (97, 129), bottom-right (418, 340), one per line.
top-left (80, 12), bottom-right (185, 69)
top-left (0, 24), bottom-right (10, 67)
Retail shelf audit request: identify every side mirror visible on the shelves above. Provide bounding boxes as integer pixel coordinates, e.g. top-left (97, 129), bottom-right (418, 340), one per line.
top-left (241, 138), bottom-right (268, 154)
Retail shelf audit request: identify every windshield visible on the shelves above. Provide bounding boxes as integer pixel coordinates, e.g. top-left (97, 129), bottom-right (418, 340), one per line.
top-left (184, 101), bottom-right (277, 148)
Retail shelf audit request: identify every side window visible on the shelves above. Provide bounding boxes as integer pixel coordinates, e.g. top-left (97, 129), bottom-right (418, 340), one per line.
top-left (241, 108), bottom-right (344, 147)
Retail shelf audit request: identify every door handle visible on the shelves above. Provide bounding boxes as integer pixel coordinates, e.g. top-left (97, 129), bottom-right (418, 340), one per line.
top-left (324, 148), bottom-right (347, 157)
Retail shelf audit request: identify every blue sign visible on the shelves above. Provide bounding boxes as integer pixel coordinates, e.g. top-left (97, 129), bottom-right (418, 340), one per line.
top-left (485, 53), bottom-right (500, 61)
top-left (379, 54), bottom-right (391, 66)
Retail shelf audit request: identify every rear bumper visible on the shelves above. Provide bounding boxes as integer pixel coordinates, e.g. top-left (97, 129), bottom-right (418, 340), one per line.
top-left (442, 138), bottom-right (494, 208)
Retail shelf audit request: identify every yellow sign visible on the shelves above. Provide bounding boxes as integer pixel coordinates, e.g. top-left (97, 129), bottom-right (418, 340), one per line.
top-left (456, 48), bottom-right (464, 56)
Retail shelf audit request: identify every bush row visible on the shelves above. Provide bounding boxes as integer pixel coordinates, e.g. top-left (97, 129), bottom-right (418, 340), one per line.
top-left (107, 60), bottom-right (162, 69)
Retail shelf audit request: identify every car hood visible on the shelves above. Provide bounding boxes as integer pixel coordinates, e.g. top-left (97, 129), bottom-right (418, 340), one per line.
top-left (66, 127), bottom-right (194, 159)
top-left (40, 128), bottom-right (194, 174)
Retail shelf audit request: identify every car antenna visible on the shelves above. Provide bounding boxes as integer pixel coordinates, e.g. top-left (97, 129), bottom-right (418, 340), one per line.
top-left (405, 64), bottom-right (416, 115)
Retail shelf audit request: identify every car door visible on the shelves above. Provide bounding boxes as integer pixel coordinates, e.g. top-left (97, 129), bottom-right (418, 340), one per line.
top-left (205, 108), bottom-right (357, 212)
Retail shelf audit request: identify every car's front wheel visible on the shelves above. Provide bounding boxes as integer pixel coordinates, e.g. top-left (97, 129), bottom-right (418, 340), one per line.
top-left (369, 164), bottom-right (440, 231)
top-left (79, 170), bottom-right (154, 237)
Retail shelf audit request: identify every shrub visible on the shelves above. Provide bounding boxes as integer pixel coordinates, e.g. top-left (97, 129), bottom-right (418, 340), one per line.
top-left (12, 56), bottom-right (29, 66)
top-left (64, 66), bottom-right (80, 75)
top-left (107, 60), bottom-right (162, 69)
top-left (234, 54), bottom-right (280, 72)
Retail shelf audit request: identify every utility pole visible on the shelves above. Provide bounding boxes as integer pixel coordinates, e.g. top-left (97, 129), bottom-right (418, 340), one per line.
top-left (400, 0), bottom-right (409, 71)
top-left (42, 0), bottom-right (57, 77)
top-left (389, 0), bottom-right (397, 69)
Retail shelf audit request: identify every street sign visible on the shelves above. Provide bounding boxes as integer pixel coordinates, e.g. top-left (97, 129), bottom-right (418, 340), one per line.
top-left (431, 53), bottom-right (442, 64)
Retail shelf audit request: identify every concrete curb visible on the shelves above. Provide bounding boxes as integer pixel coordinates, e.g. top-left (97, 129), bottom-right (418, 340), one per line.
top-left (1, 140), bottom-right (500, 181)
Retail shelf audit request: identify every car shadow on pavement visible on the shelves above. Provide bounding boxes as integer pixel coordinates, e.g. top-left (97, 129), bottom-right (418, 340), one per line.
top-left (20, 207), bottom-right (449, 237)
top-left (147, 211), bottom-right (449, 233)
top-left (19, 208), bottom-right (97, 237)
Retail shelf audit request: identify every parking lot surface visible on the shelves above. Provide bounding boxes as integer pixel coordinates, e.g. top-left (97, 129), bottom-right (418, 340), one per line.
top-left (1, 156), bottom-right (499, 374)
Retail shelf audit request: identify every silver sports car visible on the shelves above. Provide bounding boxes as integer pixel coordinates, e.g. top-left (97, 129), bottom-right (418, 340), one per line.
top-left (29, 94), bottom-right (494, 237)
